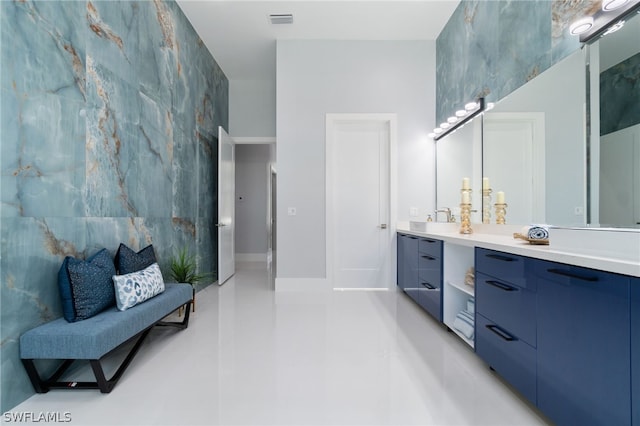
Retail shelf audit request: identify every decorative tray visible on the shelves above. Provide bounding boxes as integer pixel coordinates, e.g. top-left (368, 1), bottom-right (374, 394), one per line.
top-left (513, 233), bottom-right (549, 245)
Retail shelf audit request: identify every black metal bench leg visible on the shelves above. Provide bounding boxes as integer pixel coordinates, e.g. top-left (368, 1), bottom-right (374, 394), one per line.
top-left (89, 360), bottom-right (111, 393)
top-left (21, 359), bottom-right (48, 393)
top-left (157, 301), bottom-right (192, 329)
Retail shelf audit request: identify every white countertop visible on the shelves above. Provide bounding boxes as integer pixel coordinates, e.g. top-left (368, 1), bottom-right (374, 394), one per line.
top-left (397, 223), bottom-right (640, 278)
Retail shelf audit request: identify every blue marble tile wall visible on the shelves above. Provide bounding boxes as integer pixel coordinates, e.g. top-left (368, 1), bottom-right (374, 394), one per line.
top-left (436, 0), bottom-right (598, 124)
top-left (0, 0), bottom-right (228, 411)
top-left (600, 52), bottom-right (640, 135)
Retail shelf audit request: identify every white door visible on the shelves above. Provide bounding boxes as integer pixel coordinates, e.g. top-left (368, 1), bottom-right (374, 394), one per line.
top-left (217, 127), bottom-right (235, 285)
top-left (483, 113), bottom-right (545, 224)
top-left (326, 114), bottom-right (396, 289)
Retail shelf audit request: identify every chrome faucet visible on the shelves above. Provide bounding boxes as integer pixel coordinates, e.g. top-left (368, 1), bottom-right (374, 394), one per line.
top-left (435, 207), bottom-right (453, 223)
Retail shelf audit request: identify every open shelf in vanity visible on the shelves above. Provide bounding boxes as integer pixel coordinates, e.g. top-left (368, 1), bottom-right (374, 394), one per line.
top-left (443, 242), bottom-right (475, 348)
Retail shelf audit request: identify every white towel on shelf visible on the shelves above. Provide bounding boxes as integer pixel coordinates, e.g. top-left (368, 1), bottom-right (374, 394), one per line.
top-left (453, 310), bottom-right (474, 340)
top-left (466, 297), bottom-right (475, 314)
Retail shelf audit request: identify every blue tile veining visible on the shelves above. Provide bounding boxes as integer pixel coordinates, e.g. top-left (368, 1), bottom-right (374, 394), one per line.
top-left (436, 0), bottom-right (594, 124)
top-left (600, 52), bottom-right (640, 136)
top-left (0, 0), bottom-right (228, 412)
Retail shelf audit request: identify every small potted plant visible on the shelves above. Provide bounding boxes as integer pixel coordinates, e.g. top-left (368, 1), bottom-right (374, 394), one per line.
top-left (168, 247), bottom-right (211, 313)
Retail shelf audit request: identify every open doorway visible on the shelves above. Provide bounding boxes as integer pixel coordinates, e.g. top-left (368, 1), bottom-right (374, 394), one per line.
top-left (234, 143), bottom-right (276, 276)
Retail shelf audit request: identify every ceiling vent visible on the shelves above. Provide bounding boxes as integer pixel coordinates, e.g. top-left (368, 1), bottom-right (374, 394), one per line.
top-left (269, 14), bottom-right (293, 25)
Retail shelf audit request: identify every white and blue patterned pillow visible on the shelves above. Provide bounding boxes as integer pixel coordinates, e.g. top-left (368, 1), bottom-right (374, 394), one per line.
top-left (112, 263), bottom-right (165, 311)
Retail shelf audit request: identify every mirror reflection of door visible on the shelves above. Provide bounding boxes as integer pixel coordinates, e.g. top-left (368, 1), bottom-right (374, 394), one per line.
top-left (483, 113), bottom-right (545, 225)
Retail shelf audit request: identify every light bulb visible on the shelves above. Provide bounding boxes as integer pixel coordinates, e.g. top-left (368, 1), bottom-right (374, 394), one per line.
top-left (447, 116), bottom-right (458, 124)
top-left (465, 101), bottom-right (478, 111)
top-left (455, 109), bottom-right (467, 117)
top-left (602, 0), bottom-right (628, 11)
top-left (569, 16), bottom-right (594, 35)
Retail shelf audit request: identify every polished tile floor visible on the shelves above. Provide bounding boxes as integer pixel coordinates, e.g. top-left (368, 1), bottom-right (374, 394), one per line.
top-left (12, 262), bottom-right (550, 425)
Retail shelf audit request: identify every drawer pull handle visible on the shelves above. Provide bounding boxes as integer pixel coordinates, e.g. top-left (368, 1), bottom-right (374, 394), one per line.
top-left (421, 255), bottom-right (436, 260)
top-left (409, 236), bottom-right (418, 240)
top-left (486, 325), bottom-right (516, 342)
top-left (421, 282), bottom-right (436, 290)
top-left (423, 239), bottom-right (437, 244)
top-left (485, 280), bottom-right (517, 292)
top-left (486, 254), bottom-right (515, 262)
top-left (547, 268), bottom-right (598, 282)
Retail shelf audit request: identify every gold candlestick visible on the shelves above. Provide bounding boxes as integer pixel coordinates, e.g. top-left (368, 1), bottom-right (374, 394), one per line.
top-left (482, 188), bottom-right (492, 224)
top-left (459, 203), bottom-right (473, 234)
top-left (494, 203), bottom-right (508, 224)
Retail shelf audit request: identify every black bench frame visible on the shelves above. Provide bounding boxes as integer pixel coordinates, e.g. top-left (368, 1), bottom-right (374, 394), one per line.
top-left (21, 301), bottom-right (192, 394)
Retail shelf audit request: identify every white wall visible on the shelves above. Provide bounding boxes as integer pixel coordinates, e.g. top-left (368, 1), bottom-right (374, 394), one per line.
top-left (276, 40), bottom-right (436, 282)
top-left (235, 144), bottom-right (273, 260)
top-left (229, 79), bottom-right (276, 137)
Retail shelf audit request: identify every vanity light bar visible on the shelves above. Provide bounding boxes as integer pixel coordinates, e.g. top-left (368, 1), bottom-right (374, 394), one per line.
top-left (433, 98), bottom-right (485, 141)
top-left (577, 0), bottom-right (640, 43)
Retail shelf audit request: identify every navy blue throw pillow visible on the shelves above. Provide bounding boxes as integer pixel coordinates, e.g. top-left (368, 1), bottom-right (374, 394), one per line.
top-left (115, 243), bottom-right (157, 274)
top-left (58, 248), bottom-right (116, 322)
top-left (57, 257), bottom-right (76, 322)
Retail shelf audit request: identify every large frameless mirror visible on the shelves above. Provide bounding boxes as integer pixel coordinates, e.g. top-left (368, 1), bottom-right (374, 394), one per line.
top-left (587, 8), bottom-right (640, 228)
top-left (482, 49), bottom-right (587, 226)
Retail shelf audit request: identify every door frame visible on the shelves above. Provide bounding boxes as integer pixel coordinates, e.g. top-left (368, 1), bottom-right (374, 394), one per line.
top-left (483, 112), bottom-right (546, 223)
top-left (217, 126), bottom-right (235, 286)
top-left (325, 113), bottom-right (397, 290)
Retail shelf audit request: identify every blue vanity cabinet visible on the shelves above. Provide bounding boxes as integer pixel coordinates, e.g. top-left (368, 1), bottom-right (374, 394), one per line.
top-left (474, 248), bottom-right (537, 404)
top-left (396, 233), bottom-right (418, 290)
top-left (535, 259), bottom-right (631, 426)
top-left (397, 233), bottom-right (442, 322)
top-left (632, 278), bottom-right (640, 426)
top-left (397, 233), bottom-right (419, 300)
top-left (416, 237), bottom-right (443, 321)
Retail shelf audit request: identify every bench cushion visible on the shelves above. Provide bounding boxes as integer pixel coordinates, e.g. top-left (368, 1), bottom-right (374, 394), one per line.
top-left (20, 283), bottom-right (192, 360)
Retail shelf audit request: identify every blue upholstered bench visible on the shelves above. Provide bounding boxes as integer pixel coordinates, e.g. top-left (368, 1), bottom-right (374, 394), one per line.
top-left (20, 283), bottom-right (193, 393)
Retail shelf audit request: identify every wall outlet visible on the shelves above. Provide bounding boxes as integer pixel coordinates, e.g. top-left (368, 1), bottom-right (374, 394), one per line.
top-left (287, 207), bottom-right (297, 216)
top-left (409, 207), bottom-right (419, 217)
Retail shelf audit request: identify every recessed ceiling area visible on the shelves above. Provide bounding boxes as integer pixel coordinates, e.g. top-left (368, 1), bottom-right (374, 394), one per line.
top-left (176, 1), bottom-right (460, 81)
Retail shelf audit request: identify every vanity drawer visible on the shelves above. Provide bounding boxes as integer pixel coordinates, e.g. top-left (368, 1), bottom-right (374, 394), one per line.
top-left (533, 259), bottom-right (628, 288)
top-left (418, 237), bottom-right (442, 258)
top-left (475, 248), bottom-right (532, 289)
top-left (418, 253), bottom-right (441, 284)
top-left (476, 313), bottom-right (537, 405)
top-left (417, 283), bottom-right (441, 321)
top-left (476, 272), bottom-right (536, 346)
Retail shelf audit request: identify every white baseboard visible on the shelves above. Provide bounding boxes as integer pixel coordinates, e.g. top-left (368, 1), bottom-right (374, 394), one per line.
top-left (275, 278), bottom-right (329, 292)
top-left (235, 253), bottom-right (267, 262)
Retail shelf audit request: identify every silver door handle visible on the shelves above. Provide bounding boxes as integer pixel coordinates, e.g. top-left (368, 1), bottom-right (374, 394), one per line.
top-left (379, 224), bottom-right (387, 229)
top-left (216, 223), bottom-right (227, 227)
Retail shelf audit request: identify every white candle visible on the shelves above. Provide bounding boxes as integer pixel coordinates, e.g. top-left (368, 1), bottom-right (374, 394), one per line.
top-left (483, 177), bottom-right (490, 190)
top-left (462, 177), bottom-right (470, 190)
top-left (496, 191), bottom-right (505, 204)
top-left (462, 190), bottom-right (470, 204)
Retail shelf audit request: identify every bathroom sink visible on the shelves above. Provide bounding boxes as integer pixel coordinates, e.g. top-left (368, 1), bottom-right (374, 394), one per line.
top-left (409, 221), bottom-right (458, 233)
top-left (549, 227), bottom-right (640, 262)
